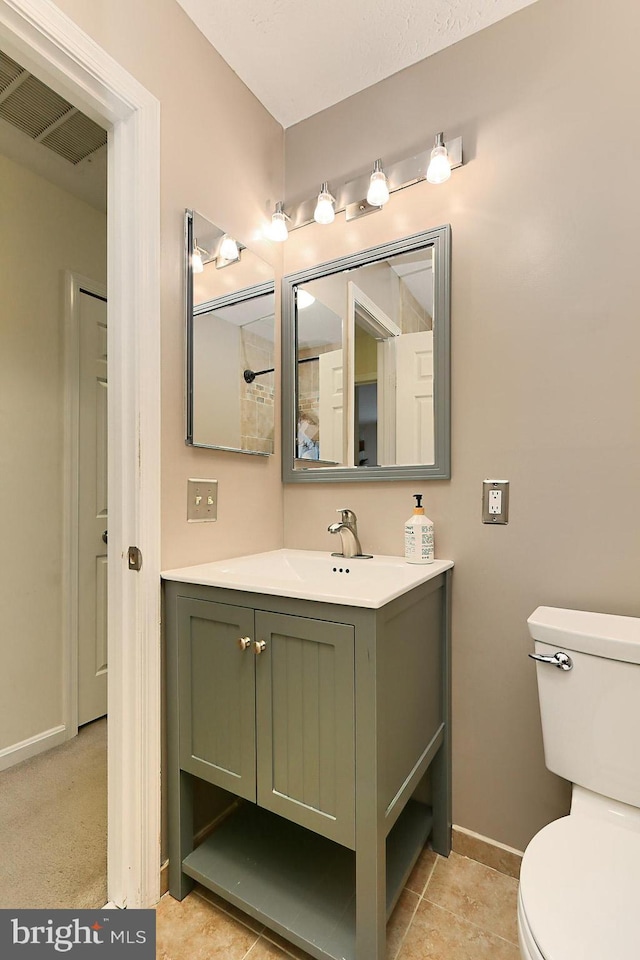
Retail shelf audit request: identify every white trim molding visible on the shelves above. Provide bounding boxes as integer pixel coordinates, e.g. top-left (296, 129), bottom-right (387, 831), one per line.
top-left (0, 725), bottom-right (68, 772)
top-left (0, 0), bottom-right (162, 909)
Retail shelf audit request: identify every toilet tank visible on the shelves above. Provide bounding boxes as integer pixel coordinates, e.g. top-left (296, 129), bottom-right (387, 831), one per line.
top-left (528, 606), bottom-right (640, 808)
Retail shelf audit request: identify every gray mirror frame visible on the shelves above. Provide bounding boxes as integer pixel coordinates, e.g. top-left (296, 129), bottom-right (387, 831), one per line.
top-left (282, 224), bottom-right (451, 482)
top-left (185, 208), bottom-right (275, 454)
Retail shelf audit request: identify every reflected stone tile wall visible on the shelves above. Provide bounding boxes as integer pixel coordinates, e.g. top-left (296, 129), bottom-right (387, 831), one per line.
top-left (240, 329), bottom-right (274, 454)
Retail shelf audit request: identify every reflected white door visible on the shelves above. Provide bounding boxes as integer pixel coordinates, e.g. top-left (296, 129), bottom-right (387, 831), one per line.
top-left (78, 290), bottom-right (108, 726)
top-left (395, 331), bottom-right (434, 465)
top-left (318, 349), bottom-right (344, 464)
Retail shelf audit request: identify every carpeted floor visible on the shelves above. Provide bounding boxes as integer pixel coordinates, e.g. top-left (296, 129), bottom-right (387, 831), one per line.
top-left (0, 717), bottom-right (107, 909)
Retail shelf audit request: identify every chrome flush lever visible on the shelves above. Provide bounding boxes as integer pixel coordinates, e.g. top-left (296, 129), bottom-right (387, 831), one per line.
top-left (528, 651), bottom-right (573, 671)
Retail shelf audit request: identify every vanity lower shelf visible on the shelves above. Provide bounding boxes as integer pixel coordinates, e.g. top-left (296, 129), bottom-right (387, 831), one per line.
top-left (182, 799), bottom-right (433, 960)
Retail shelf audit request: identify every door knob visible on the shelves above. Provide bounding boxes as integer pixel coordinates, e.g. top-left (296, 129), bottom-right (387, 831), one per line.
top-left (102, 530), bottom-right (108, 544)
top-left (237, 636), bottom-right (252, 651)
top-left (254, 639), bottom-right (267, 655)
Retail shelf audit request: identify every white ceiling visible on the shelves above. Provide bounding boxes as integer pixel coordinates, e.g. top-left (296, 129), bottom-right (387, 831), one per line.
top-left (176, 0), bottom-right (538, 128)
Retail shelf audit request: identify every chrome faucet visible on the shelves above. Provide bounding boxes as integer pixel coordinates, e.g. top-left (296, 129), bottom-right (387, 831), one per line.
top-left (328, 508), bottom-right (372, 559)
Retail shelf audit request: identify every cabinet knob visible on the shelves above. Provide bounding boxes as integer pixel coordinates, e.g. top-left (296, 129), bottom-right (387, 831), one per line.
top-left (237, 636), bottom-right (252, 651)
top-left (254, 639), bottom-right (267, 655)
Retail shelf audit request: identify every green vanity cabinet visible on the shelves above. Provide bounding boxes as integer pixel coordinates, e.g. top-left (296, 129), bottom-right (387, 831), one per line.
top-left (164, 569), bottom-right (452, 960)
top-left (177, 598), bottom-right (356, 846)
top-left (177, 599), bottom-right (256, 801)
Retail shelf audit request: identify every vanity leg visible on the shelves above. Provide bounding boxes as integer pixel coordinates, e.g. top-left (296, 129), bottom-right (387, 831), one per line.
top-left (355, 831), bottom-right (386, 960)
top-left (168, 771), bottom-right (194, 900)
top-left (166, 583), bottom-right (195, 899)
top-left (430, 745), bottom-right (451, 856)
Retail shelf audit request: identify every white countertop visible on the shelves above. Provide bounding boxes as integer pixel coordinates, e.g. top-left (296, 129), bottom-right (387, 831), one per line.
top-left (162, 549), bottom-right (453, 609)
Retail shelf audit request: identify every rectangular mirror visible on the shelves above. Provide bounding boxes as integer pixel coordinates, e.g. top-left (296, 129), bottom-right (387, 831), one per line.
top-left (186, 209), bottom-right (275, 455)
top-left (282, 225), bottom-right (451, 481)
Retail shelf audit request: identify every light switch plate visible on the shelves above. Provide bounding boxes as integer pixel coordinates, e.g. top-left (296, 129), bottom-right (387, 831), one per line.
top-left (187, 478), bottom-right (218, 522)
top-left (482, 479), bottom-right (509, 524)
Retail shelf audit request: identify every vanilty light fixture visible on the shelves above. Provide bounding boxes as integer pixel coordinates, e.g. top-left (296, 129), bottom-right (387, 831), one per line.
top-left (218, 234), bottom-right (240, 262)
top-left (313, 182), bottom-right (336, 225)
top-left (269, 201), bottom-right (289, 241)
top-left (366, 158), bottom-right (390, 207)
top-left (191, 242), bottom-right (204, 274)
top-left (268, 132), bottom-right (462, 235)
top-left (426, 132), bottom-right (451, 184)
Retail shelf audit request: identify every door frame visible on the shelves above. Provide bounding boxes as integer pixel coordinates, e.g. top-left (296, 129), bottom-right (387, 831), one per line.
top-left (346, 282), bottom-right (401, 467)
top-left (0, 0), bottom-right (161, 908)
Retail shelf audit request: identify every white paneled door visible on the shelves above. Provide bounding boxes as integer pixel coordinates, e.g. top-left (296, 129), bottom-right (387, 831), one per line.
top-left (317, 348), bottom-right (344, 464)
top-left (77, 289), bottom-right (108, 726)
top-left (395, 330), bottom-right (434, 465)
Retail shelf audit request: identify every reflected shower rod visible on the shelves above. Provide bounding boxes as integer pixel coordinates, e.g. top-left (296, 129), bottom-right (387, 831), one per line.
top-left (243, 355), bottom-right (319, 384)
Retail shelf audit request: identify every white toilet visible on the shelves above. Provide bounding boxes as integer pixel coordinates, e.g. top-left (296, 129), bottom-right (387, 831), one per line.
top-left (519, 606), bottom-right (640, 960)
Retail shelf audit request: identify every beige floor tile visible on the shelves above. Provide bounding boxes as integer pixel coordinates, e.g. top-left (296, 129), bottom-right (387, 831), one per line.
top-left (387, 888), bottom-right (421, 959)
top-left (155, 891), bottom-right (260, 960)
top-left (424, 852), bottom-right (519, 945)
top-left (245, 938), bottom-right (295, 960)
top-left (397, 899), bottom-right (520, 960)
top-left (405, 846), bottom-right (439, 896)
top-left (262, 930), bottom-right (316, 960)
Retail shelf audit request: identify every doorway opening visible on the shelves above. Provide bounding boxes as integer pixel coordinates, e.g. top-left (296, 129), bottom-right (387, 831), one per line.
top-left (0, 0), bottom-right (161, 908)
top-left (0, 46), bottom-right (109, 907)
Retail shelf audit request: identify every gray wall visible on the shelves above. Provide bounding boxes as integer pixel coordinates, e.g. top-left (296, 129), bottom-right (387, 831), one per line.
top-left (283, 0), bottom-right (640, 851)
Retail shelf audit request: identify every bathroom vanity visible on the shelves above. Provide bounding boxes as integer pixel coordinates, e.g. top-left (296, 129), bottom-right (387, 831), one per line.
top-left (163, 550), bottom-right (453, 960)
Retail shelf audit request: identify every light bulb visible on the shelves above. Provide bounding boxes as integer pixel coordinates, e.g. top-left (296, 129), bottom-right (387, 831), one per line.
top-left (269, 201), bottom-right (288, 242)
top-left (314, 182), bottom-right (335, 225)
top-left (366, 159), bottom-right (390, 207)
top-left (192, 247), bottom-right (204, 274)
top-left (297, 289), bottom-right (315, 309)
top-left (219, 234), bottom-right (240, 261)
top-left (426, 133), bottom-right (451, 184)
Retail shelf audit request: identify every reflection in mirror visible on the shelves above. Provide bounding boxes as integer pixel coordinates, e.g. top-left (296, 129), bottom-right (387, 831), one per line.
top-left (283, 226), bottom-right (450, 482)
top-left (186, 210), bottom-right (275, 455)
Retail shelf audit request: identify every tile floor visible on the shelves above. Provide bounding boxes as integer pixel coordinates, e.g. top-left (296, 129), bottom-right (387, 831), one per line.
top-left (156, 847), bottom-right (520, 960)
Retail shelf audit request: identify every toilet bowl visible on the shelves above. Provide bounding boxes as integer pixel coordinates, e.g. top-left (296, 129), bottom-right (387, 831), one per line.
top-left (518, 814), bottom-right (640, 959)
top-left (520, 607), bottom-right (640, 960)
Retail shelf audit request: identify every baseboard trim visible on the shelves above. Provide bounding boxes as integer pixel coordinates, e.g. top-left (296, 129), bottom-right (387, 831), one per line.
top-left (0, 724), bottom-right (69, 772)
top-left (452, 825), bottom-right (523, 879)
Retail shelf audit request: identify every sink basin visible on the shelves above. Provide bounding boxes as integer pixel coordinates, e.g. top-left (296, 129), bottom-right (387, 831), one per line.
top-left (162, 549), bottom-right (453, 608)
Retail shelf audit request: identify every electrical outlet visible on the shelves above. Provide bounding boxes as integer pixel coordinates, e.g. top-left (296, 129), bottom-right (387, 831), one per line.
top-left (482, 479), bottom-right (509, 524)
top-left (187, 478), bottom-right (218, 522)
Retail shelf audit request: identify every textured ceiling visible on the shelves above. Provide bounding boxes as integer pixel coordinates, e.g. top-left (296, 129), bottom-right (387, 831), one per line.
top-left (176, 0), bottom-right (539, 127)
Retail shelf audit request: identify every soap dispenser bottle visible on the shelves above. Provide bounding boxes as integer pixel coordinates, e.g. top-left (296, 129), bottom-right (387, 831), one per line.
top-left (404, 494), bottom-right (434, 564)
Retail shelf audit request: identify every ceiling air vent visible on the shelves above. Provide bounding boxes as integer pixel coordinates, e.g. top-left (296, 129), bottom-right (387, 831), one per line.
top-left (0, 49), bottom-right (23, 95)
top-left (0, 49), bottom-right (106, 164)
top-left (41, 111), bottom-right (107, 165)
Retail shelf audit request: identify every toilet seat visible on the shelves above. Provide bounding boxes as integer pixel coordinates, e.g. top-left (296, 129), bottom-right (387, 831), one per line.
top-left (519, 815), bottom-right (640, 960)
top-left (517, 889), bottom-right (544, 960)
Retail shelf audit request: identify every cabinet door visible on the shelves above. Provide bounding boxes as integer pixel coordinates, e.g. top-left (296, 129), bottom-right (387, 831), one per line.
top-left (177, 598), bottom-right (256, 801)
top-left (255, 612), bottom-right (355, 847)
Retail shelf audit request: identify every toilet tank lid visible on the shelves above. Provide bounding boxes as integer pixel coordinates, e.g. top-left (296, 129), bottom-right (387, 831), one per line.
top-left (528, 606), bottom-right (640, 664)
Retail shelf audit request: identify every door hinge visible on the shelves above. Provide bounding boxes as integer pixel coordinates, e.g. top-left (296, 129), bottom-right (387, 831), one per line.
top-left (128, 546), bottom-right (142, 571)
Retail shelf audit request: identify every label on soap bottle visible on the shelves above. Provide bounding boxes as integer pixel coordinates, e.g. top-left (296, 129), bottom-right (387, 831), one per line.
top-left (404, 520), bottom-right (434, 564)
